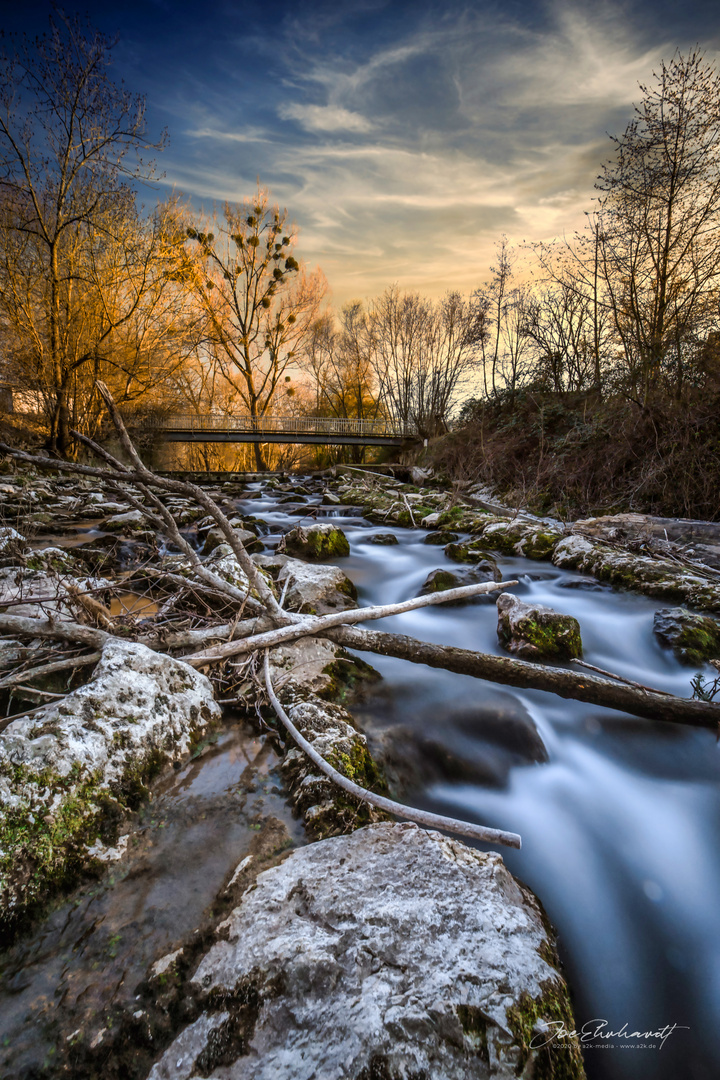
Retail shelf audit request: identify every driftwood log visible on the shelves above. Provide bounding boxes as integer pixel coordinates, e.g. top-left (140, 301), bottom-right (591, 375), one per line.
top-left (325, 625), bottom-right (720, 727)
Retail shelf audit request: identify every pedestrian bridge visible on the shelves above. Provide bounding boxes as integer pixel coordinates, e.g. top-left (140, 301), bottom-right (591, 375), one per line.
top-left (149, 414), bottom-right (417, 447)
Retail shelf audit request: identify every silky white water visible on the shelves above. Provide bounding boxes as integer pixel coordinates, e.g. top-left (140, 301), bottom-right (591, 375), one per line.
top-left (243, 484), bottom-right (720, 1080)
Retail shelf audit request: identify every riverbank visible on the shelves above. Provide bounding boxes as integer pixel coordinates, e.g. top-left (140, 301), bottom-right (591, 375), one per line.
top-left (0, 460), bottom-right (588, 1080)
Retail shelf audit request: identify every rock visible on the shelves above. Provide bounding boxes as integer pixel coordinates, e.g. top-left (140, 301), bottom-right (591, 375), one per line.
top-left (0, 640), bottom-right (220, 930)
top-left (497, 592), bottom-right (583, 660)
top-left (102, 509), bottom-right (153, 537)
top-left (445, 541), bottom-right (501, 571)
top-left (149, 822), bottom-right (583, 1080)
top-left (553, 534), bottom-right (720, 612)
top-left (366, 532), bottom-right (398, 545)
top-left (321, 491), bottom-right (341, 505)
top-left (418, 563), bottom-right (499, 601)
top-left (424, 530), bottom-right (458, 544)
top-left (411, 465), bottom-right (432, 486)
top-left (201, 525), bottom-right (261, 556)
top-left (0, 566), bottom-right (111, 620)
top-left (477, 519), bottom-right (563, 559)
top-left (278, 523), bottom-right (350, 559)
top-left (277, 695), bottom-right (386, 837)
top-left (24, 546), bottom-right (79, 573)
top-left (276, 557), bottom-right (357, 615)
top-left (573, 513), bottom-right (720, 569)
top-left (268, 637), bottom-right (344, 697)
top-left (0, 527), bottom-right (26, 556)
top-left (653, 607), bottom-right (720, 665)
top-left (420, 511), bottom-right (441, 528)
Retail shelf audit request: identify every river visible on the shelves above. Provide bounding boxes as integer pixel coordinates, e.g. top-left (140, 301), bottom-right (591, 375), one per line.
top-left (241, 481), bottom-right (720, 1080)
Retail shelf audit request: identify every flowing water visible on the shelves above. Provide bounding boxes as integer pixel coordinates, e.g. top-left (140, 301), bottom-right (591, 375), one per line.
top-left (240, 482), bottom-right (720, 1080)
top-left (3, 480), bottom-right (718, 1079)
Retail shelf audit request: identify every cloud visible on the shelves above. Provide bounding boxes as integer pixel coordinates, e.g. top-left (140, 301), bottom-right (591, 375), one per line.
top-left (146, 0), bottom-right (720, 305)
top-left (278, 103), bottom-right (374, 133)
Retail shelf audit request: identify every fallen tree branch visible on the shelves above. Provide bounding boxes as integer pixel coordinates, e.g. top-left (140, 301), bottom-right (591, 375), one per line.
top-left (263, 651), bottom-right (521, 849)
top-left (181, 579), bottom-right (519, 666)
top-left (0, 652), bottom-right (102, 690)
top-left (84, 382), bottom-right (284, 619)
top-left (0, 614), bottom-right (111, 649)
top-left (570, 657), bottom-right (672, 696)
top-left (323, 625), bottom-right (720, 727)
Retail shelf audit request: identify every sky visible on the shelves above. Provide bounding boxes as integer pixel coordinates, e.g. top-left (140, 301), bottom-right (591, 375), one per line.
top-left (3, 0), bottom-right (720, 307)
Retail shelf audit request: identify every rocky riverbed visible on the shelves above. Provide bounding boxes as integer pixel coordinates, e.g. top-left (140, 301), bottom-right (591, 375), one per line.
top-left (2, 459), bottom-right (720, 1079)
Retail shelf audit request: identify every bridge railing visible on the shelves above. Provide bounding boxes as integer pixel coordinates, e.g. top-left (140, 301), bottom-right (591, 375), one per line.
top-left (150, 414), bottom-right (416, 438)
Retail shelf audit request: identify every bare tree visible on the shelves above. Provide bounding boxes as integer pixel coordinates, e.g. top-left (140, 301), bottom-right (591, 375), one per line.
top-left (595, 49), bottom-right (720, 405)
top-left (184, 188), bottom-right (327, 469)
top-left (368, 286), bottom-right (483, 438)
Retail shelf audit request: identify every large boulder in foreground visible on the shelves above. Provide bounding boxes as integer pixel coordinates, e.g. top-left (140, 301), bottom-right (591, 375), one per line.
top-left (653, 607), bottom-right (720, 666)
top-left (148, 822), bottom-right (585, 1080)
top-left (0, 640), bottom-right (220, 933)
top-left (278, 522), bottom-right (350, 560)
top-left (497, 592), bottom-right (583, 660)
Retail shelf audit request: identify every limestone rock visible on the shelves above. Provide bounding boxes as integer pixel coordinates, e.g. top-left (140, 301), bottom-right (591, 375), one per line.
top-left (653, 607), bottom-right (720, 666)
top-left (277, 556), bottom-right (357, 615)
top-left (102, 508), bottom-right (150, 534)
top-left (278, 522), bottom-right (350, 559)
top-left (424, 530), bottom-right (459, 545)
top-left (420, 511), bottom-right (441, 528)
top-left (497, 592), bottom-right (582, 660)
top-left (201, 525), bottom-right (260, 556)
top-left (0, 639), bottom-right (220, 929)
top-left (148, 822), bottom-right (584, 1080)
top-left (0, 526), bottom-right (26, 556)
top-left (0, 566), bottom-right (111, 620)
top-left (552, 534), bottom-right (720, 612)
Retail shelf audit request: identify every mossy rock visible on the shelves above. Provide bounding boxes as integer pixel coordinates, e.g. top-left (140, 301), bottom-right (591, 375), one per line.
top-left (279, 523), bottom-right (350, 560)
top-left (653, 607), bottom-right (720, 666)
top-left (418, 563), bottom-right (499, 602)
top-left (497, 593), bottom-right (583, 661)
top-left (424, 530), bottom-right (459, 545)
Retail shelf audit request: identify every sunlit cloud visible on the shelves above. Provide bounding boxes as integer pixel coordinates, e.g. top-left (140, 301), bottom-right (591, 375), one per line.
top-left (278, 103), bottom-right (374, 133)
top-left (113, 0), bottom-right (720, 305)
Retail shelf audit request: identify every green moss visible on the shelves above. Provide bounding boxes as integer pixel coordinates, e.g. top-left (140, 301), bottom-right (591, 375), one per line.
top-left (456, 1005), bottom-right (490, 1061)
top-left (0, 734), bottom-right (191, 939)
top-left (320, 652), bottom-right (381, 704)
top-left (653, 608), bottom-right (720, 665)
top-left (506, 981), bottom-right (586, 1080)
top-left (421, 569), bottom-right (462, 593)
top-left (327, 738), bottom-right (388, 794)
top-left (520, 531), bottom-right (562, 559)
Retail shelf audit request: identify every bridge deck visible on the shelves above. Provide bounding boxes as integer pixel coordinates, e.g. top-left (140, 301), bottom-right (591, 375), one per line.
top-left (150, 415), bottom-right (416, 446)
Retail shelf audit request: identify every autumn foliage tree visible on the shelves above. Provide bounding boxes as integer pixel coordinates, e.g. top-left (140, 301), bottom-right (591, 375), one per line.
top-left (0, 13), bottom-right (172, 454)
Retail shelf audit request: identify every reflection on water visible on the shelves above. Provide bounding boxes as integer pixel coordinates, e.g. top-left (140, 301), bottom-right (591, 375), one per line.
top-left (239, 483), bottom-right (720, 1080)
top-left (0, 720), bottom-right (304, 1078)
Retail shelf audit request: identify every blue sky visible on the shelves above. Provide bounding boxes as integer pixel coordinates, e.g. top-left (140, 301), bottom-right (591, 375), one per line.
top-left (5, 0), bottom-right (720, 305)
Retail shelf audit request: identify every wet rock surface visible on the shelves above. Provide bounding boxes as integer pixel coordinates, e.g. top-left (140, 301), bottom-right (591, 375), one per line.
top-left (148, 821), bottom-right (584, 1080)
top-left (653, 607), bottom-right (720, 666)
top-left (0, 725), bottom-right (304, 1080)
top-left (496, 592), bottom-right (583, 660)
top-left (0, 640), bottom-right (221, 931)
top-left (278, 522), bottom-right (350, 559)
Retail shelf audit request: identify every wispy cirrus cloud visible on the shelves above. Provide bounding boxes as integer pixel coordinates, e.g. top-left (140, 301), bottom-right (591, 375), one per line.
top-left (277, 103), bottom-right (374, 133)
top-left (98, 0), bottom-right (720, 304)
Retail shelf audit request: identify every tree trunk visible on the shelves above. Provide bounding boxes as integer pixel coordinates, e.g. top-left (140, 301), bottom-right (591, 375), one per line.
top-left (325, 625), bottom-right (720, 727)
